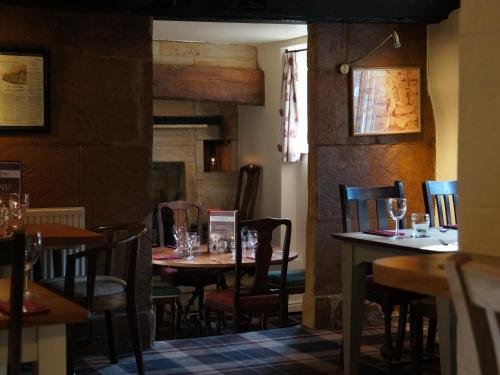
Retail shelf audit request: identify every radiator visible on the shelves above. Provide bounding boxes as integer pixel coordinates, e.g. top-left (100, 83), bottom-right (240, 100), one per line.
top-left (25, 207), bottom-right (86, 278)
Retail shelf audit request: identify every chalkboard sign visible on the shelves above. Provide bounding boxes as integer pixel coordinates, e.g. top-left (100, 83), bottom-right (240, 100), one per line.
top-left (0, 161), bottom-right (22, 198)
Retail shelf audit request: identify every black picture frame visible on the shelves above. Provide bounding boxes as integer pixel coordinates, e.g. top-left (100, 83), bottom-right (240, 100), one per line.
top-left (0, 49), bottom-right (50, 134)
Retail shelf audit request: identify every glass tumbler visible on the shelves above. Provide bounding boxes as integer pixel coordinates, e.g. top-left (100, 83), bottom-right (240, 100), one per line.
top-left (411, 213), bottom-right (430, 238)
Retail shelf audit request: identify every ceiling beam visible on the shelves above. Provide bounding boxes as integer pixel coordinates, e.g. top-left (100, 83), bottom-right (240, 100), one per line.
top-left (0, 0), bottom-right (459, 23)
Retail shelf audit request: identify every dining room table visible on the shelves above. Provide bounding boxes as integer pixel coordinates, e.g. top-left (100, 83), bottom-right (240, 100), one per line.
top-left (152, 244), bottom-right (298, 268)
top-left (0, 279), bottom-right (88, 374)
top-left (332, 227), bottom-right (459, 375)
top-left (23, 223), bottom-right (105, 248)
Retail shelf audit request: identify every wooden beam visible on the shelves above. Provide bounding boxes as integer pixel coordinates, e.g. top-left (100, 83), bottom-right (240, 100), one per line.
top-left (153, 64), bottom-right (265, 106)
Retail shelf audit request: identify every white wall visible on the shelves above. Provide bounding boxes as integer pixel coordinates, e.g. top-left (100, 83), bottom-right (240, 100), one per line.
top-left (239, 36), bottom-right (308, 270)
top-left (428, 10), bottom-right (460, 180)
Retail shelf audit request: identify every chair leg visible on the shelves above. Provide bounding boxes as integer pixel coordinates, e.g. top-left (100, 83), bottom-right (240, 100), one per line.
top-left (410, 303), bottom-right (423, 375)
top-left (260, 313), bottom-right (267, 330)
top-left (169, 301), bottom-right (176, 338)
top-left (217, 312), bottom-right (224, 334)
top-left (198, 286), bottom-right (205, 321)
top-left (126, 302), bottom-right (145, 375)
top-left (105, 310), bottom-right (118, 364)
top-left (204, 306), bottom-right (214, 336)
top-left (175, 298), bottom-right (183, 339)
top-left (426, 318), bottom-right (438, 354)
top-left (380, 300), bottom-right (395, 375)
top-left (394, 304), bottom-right (408, 361)
top-left (280, 292), bottom-right (289, 328)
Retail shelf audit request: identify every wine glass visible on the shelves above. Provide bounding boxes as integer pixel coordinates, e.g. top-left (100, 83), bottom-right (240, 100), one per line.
top-left (8, 193), bottom-right (21, 229)
top-left (20, 193), bottom-right (29, 222)
top-left (24, 232), bottom-right (43, 299)
top-left (387, 198), bottom-right (407, 239)
top-left (246, 230), bottom-right (259, 258)
top-left (172, 223), bottom-right (186, 254)
top-left (186, 232), bottom-right (200, 260)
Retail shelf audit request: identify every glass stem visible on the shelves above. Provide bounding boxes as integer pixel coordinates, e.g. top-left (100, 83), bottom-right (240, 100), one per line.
top-left (395, 220), bottom-right (400, 238)
top-left (24, 270), bottom-right (29, 297)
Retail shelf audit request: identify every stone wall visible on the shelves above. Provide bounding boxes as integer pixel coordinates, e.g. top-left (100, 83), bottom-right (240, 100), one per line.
top-left (153, 41), bottom-right (258, 218)
top-left (304, 23), bottom-right (436, 328)
top-left (0, 5), bottom-right (154, 345)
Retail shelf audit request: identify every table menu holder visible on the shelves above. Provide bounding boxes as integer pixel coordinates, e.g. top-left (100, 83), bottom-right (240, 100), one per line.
top-left (208, 210), bottom-right (237, 253)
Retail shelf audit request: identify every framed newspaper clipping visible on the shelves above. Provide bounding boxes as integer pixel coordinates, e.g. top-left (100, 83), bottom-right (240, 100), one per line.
top-left (0, 49), bottom-right (50, 133)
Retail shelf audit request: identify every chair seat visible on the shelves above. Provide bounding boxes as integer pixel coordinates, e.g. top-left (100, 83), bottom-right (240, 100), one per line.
top-left (39, 275), bottom-right (127, 311)
top-left (205, 289), bottom-right (280, 314)
top-left (160, 267), bottom-right (218, 288)
top-left (366, 275), bottom-right (423, 305)
top-left (152, 285), bottom-right (181, 300)
top-left (268, 269), bottom-right (305, 292)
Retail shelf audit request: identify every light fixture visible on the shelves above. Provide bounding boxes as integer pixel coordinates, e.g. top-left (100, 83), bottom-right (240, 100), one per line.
top-left (339, 31), bottom-right (401, 75)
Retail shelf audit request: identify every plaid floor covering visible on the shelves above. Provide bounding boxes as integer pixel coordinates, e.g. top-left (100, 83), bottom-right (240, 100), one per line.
top-left (75, 326), bottom-right (438, 374)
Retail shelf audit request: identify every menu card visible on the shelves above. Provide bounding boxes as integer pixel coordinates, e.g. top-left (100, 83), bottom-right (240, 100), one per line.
top-left (208, 210), bottom-right (237, 252)
top-left (0, 161), bottom-right (21, 199)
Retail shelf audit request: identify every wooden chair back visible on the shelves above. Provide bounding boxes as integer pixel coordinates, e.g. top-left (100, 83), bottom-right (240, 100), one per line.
top-left (339, 181), bottom-right (406, 232)
top-left (234, 164), bottom-right (261, 221)
top-left (0, 231), bottom-right (26, 374)
top-left (234, 217), bottom-right (291, 308)
top-left (445, 253), bottom-right (500, 375)
top-left (422, 180), bottom-right (458, 227)
top-left (65, 223), bottom-right (146, 310)
top-left (157, 201), bottom-right (202, 247)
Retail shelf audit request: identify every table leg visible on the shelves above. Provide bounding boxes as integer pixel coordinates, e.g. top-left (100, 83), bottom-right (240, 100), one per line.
top-left (436, 297), bottom-right (457, 375)
top-left (341, 242), bottom-right (367, 375)
top-left (36, 324), bottom-right (66, 375)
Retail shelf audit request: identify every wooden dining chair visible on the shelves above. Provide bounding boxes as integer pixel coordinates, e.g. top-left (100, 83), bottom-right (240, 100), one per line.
top-left (339, 181), bottom-right (424, 373)
top-left (422, 180), bottom-right (458, 227)
top-left (157, 201), bottom-right (217, 319)
top-left (445, 253), bottom-right (500, 375)
top-left (204, 217), bottom-right (291, 334)
top-left (234, 164), bottom-right (261, 221)
top-left (0, 231), bottom-right (25, 375)
top-left (40, 223), bottom-right (147, 375)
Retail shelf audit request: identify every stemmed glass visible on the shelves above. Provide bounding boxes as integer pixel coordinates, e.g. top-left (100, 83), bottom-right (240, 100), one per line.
top-left (172, 223), bottom-right (186, 254)
top-left (24, 232), bottom-right (43, 299)
top-left (387, 198), bottom-right (407, 240)
top-left (246, 230), bottom-right (259, 258)
top-left (20, 193), bottom-right (29, 221)
top-left (186, 232), bottom-right (200, 260)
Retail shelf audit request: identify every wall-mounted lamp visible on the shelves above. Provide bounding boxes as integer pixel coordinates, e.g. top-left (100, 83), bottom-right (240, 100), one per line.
top-left (339, 31), bottom-right (401, 75)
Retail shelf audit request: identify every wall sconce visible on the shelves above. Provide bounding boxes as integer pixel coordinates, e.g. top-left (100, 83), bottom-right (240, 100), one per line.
top-left (339, 31), bottom-right (401, 75)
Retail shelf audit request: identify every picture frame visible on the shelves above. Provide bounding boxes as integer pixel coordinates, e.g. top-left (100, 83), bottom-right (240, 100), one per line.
top-left (0, 49), bottom-right (50, 134)
top-left (351, 67), bottom-right (420, 136)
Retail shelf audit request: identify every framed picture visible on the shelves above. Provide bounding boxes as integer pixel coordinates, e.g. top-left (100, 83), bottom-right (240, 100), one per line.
top-left (0, 49), bottom-right (50, 133)
top-left (351, 67), bottom-right (420, 136)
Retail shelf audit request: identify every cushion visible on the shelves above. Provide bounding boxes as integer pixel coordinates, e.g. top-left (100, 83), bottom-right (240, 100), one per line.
top-left (205, 289), bottom-right (280, 314)
top-left (152, 285), bottom-right (181, 299)
top-left (268, 269), bottom-right (305, 289)
top-left (39, 275), bottom-right (127, 311)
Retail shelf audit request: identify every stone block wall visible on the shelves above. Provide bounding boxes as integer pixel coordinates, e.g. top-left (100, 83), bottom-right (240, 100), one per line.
top-left (0, 5), bottom-right (154, 346)
top-left (304, 23), bottom-right (436, 329)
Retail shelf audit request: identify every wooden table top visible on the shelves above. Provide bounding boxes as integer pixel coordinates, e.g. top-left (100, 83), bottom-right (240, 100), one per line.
top-left (332, 228), bottom-right (459, 254)
top-left (152, 244), bottom-right (298, 269)
top-left (23, 223), bottom-right (105, 247)
top-left (0, 279), bottom-right (88, 329)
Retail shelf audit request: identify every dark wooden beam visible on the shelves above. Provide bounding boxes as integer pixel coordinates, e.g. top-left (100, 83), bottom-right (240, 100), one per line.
top-left (0, 0), bottom-right (459, 23)
top-left (153, 64), bottom-right (265, 106)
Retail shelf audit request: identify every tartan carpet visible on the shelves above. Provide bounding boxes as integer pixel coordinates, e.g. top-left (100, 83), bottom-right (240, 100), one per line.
top-left (75, 325), bottom-right (437, 374)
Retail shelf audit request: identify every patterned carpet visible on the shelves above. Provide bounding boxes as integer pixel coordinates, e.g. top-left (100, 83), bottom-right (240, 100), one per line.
top-left (75, 326), bottom-right (439, 374)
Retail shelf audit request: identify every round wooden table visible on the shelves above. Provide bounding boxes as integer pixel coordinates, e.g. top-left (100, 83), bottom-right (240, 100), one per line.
top-left (152, 244), bottom-right (298, 269)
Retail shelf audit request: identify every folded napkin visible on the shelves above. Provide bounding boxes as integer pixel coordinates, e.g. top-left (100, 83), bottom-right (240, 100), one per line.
top-left (246, 256), bottom-right (255, 260)
top-left (153, 254), bottom-right (183, 260)
top-left (443, 224), bottom-right (458, 230)
top-left (363, 230), bottom-right (405, 237)
top-left (0, 299), bottom-right (50, 315)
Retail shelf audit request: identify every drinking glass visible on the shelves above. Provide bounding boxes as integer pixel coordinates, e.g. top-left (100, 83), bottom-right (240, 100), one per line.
top-left (246, 230), bottom-right (259, 258)
top-left (216, 239), bottom-right (228, 254)
top-left (8, 193), bottom-right (21, 229)
top-left (186, 232), bottom-right (200, 260)
top-left (0, 206), bottom-right (9, 235)
top-left (229, 237), bottom-right (236, 259)
top-left (20, 193), bottom-right (29, 222)
top-left (172, 223), bottom-right (186, 254)
top-left (411, 213), bottom-right (430, 238)
top-left (387, 198), bottom-right (407, 239)
top-left (24, 232), bottom-right (43, 299)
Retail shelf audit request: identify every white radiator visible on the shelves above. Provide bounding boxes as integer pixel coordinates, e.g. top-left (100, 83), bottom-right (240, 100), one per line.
top-left (25, 207), bottom-right (86, 278)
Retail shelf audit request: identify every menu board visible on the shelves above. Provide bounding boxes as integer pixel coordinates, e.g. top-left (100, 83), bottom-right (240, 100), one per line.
top-left (208, 210), bottom-right (237, 252)
top-left (0, 161), bottom-right (21, 199)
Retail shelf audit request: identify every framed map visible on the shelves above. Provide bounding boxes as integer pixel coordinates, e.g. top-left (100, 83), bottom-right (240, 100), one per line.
top-left (351, 67), bottom-right (420, 136)
top-left (0, 50), bottom-right (50, 133)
